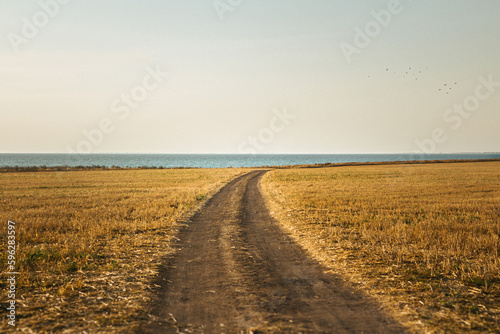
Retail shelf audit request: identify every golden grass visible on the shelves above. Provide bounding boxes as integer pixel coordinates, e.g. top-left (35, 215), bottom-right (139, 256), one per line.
top-left (261, 161), bottom-right (500, 333)
top-left (0, 168), bottom-right (245, 333)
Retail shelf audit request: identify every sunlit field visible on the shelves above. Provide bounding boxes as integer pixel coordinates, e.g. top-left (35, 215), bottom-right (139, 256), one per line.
top-left (261, 162), bottom-right (500, 333)
top-left (0, 168), bottom-right (244, 332)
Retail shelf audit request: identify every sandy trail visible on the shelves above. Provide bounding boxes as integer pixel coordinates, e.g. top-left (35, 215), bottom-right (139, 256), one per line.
top-left (145, 171), bottom-right (407, 333)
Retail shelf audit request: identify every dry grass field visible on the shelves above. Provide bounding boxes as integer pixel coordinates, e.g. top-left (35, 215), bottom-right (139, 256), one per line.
top-left (0, 168), bottom-right (244, 333)
top-left (261, 161), bottom-right (500, 333)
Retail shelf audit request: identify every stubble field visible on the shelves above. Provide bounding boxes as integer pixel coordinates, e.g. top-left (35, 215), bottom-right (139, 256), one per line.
top-left (261, 161), bottom-right (500, 333)
top-left (0, 168), bottom-right (244, 333)
top-left (2, 161), bottom-right (499, 333)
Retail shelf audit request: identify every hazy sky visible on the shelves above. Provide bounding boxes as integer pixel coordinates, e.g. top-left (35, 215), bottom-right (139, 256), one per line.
top-left (1, 0), bottom-right (499, 154)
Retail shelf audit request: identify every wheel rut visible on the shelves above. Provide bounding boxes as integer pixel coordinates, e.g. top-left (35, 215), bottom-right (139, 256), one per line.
top-left (144, 171), bottom-right (407, 333)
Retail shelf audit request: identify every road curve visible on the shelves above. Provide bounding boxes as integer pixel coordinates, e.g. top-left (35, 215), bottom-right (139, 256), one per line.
top-left (144, 171), bottom-right (407, 333)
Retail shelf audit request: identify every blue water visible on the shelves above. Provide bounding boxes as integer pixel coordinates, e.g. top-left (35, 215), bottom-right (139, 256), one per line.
top-left (0, 153), bottom-right (499, 168)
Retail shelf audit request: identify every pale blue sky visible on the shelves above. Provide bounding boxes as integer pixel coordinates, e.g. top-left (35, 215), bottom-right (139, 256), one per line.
top-left (1, 0), bottom-right (499, 153)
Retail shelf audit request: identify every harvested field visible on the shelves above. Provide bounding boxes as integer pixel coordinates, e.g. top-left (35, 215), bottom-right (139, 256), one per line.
top-left (261, 161), bottom-right (500, 333)
top-left (0, 168), bottom-right (244, 332)
top-left (2, 161), bottom-right (499, 333)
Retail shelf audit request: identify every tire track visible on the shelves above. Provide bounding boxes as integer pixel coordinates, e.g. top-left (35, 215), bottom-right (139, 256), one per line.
top-left (144, 171), bottom-right (407, 333)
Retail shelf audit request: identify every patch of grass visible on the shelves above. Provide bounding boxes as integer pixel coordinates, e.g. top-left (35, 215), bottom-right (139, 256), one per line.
top-left (261, 161), bottom-right (500, 333)
top-left (195, 193), bottom-right (207, 201)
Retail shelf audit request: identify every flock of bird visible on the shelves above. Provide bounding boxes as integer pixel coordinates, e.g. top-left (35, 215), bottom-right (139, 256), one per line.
top-left (367, 67), bottom-right (459, 95)
top-left (385, 66), bottom-right (424, 81)
top-left (438, 82), bottom-right (458, 94)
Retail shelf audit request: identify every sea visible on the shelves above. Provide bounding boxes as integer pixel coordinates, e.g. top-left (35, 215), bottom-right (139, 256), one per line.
top-left (1, 153), bottom-right (499, 169)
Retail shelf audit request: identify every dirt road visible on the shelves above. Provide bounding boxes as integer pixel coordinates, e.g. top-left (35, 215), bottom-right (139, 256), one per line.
top-left (145, 171), bottom-right (407, 333)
